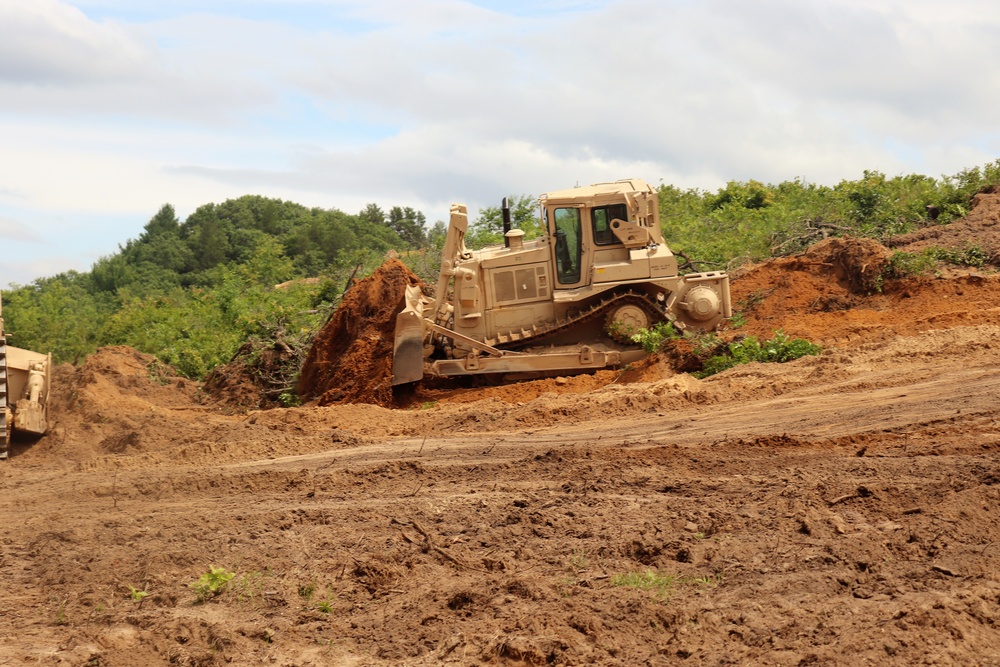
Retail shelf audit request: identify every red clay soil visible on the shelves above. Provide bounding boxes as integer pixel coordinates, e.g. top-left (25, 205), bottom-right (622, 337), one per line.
top-left (730, 237), bottom-right (1000, 349)
top-left (4, 195), bottom-right (1000, 665)
top-left (296, 259), bottom-right (424, 408)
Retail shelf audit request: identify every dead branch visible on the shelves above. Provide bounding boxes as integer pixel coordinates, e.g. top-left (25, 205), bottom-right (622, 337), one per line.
top-left (674, 250), bottom-right (726, 273)
top-left (394, 518), bottom-right (485, 572)
top-left (771, 219), bottom-right (859, 255)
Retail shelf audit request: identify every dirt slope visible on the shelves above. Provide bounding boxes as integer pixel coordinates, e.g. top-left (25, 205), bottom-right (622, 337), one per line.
top-left (3, 197), bottom-right (1000, 665)
top-left (297, 258), bottom-right (423, 408)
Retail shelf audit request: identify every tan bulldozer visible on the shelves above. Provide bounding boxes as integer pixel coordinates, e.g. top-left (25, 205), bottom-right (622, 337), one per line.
top-left (392, 179), bottom-right (731, 385)
top-left (0, 294), bottom-right (51, 459)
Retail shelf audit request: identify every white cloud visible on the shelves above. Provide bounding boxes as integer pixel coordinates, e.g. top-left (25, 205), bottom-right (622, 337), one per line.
top-left (0, 216), bottom-right (41, 242)
top-left (1, 0), bottom-right (999, 284)
top-left (0, 0), bottom-right (151, 83)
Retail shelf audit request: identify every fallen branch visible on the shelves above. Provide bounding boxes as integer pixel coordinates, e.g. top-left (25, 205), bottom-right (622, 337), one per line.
top-left (394, 517), bottom-right (484, 572)
top-left (771, 220), bottom-right (858, 255)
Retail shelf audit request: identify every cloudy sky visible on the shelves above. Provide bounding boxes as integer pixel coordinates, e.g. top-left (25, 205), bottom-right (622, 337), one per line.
top-left (2, 0), bottom-right (998, 286)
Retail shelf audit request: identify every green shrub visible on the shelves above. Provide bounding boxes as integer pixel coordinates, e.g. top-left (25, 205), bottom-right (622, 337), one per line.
top-left (884, 250), bottom-right (939, 279)
top-left (935, 245), bottom-right (988, 268)
top-left (698, 331), bottom-right (821, 377)
top-left (658, 160), bottom-right (1000, 269)
top-left (629, 321), bottom-right (679, 353)
top-left (190, 565), bottom-right (236, 603)
top-left (885, 244), bottom-right (990, 281)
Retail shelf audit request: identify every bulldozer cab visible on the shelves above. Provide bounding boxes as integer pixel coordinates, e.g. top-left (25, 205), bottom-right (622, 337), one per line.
top-left (541, 179), bottom-right (669, 290)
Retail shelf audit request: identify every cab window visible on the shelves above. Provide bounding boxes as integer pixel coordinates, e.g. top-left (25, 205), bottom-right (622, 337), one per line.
top-left (592, 204), bottom-right (628, 246)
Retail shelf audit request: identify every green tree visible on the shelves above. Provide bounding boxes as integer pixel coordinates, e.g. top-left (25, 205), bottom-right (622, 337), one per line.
top-left (139, 204), bottom-right (180, 242)
top-left (357, 203), bottom-right (386, 228)
top-left (427, 220), bottom-right (447, 250)
top-left (388, 206), bottom-right (427, 248)
top-left (467, 194), bottom-right (540, 248)
top-left (2, 273), bottom-right (108, 363)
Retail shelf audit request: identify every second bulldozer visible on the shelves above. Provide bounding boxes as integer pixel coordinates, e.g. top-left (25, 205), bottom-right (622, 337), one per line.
top-left (392, 179), bottom-right (731, 384)
top-left (0, 293), bottom-right (51, 459)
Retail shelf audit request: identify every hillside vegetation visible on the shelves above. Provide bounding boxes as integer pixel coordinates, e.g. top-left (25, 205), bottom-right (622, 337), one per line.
top-left (4, 161), bottom-right (1000, 380)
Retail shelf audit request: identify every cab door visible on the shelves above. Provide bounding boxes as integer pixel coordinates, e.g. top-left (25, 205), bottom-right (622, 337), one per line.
top-left (549, 205), bottom-right (591, 288)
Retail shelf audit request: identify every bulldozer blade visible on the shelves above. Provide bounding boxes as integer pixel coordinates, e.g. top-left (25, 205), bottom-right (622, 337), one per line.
top-left (392, 286), bottom-right (426, 386)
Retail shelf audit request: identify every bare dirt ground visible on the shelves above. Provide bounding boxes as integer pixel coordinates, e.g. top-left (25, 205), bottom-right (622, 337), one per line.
top-left (4, 196), bottom-right (1000, 666)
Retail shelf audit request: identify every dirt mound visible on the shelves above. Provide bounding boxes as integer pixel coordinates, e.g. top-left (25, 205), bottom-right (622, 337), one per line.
top-left (297, 259), bottom-right (424, 407)
top-left (737, 235), bottom-right (892, 296)
top-left (890, 187), bottom-right (1000, 262)
top-left (800, 235), bottom-right (892, 293)
top-left (729, 233), bottom-right (1000, 347)
top-left (30, 346), bottom-right (221, 464)
top-left (203, 340), bottom-right (299, 413)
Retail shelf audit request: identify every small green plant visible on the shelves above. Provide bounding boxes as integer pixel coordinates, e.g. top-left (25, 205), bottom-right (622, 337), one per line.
top-left (727, 311), bottom-right (747, 329)
top-left (606, 318), bottom-right (636, 342)
top-left (53, 599), bottom-right (69, 626)
top-left (299, 581), bottom-right (317, 600)
top-left (191, 565), bottom-right (236, 603)
top-left (688, 573), bottom-right (724, 587)
top-left (738, 289), bottom-right (768, 312)
top-left (630, 321), bottom-right (678, 353)
top-left (316, 599), bottom-right (333, 614)
top-left (554, 574), bottom-right (579, 598)
top-left (568, 548), bottom-right (589, 572)
top-left (611, 570), bottom-right (679, 599)
top-left (146, 360), bottom-right (171, 385)
top-left (688, 331), bottom-right (723, 357)
top-left (127, 585), bottom-right (149, 603)
top-left (611, 570), bottom-right (722, 601)
top-left (234, 569), bottom-right (269, 602)
top-left (278, 391), bottom-right (301, 407)
top-left (697, 330), bottom-right (821, 378)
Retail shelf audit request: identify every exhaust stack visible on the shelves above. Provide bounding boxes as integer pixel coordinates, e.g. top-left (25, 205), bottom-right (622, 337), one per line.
top-left (501, 197), bottom-right (512, 247)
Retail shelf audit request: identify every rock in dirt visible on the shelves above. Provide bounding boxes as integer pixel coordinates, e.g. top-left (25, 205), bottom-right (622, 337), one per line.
top-left (297, 259), bottom-right (425, 407)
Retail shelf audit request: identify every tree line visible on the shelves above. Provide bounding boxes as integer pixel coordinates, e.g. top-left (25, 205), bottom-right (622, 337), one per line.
top-left (3, 197), bottom-right (453, 377)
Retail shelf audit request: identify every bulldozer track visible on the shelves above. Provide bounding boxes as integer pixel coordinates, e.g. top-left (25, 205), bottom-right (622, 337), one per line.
top-left (486, 291), bottom-right (667, 351)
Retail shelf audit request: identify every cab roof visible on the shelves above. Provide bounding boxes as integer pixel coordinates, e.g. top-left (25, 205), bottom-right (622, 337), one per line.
top-left (539, 179), bottom-right (655, 205)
